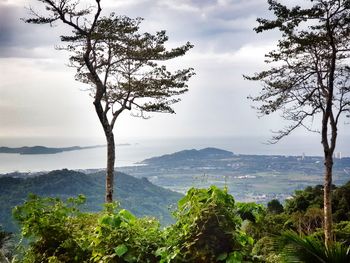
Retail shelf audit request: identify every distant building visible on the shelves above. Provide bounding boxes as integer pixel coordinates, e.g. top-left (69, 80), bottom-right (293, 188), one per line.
top-left (336, 152), bottom-right (342, 159)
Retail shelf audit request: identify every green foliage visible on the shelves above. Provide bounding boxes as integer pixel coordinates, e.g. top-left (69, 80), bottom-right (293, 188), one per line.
top-left (332, 181), bottom-right (350, 222)
top-left (9, 182), bottom-right (350, 262)
top-left (236, 202), bottom-right (265, 224)
top-left (90, 205), bottom-right (164, 263)
top-left (267, 199), bottom-right (284, 215)
top-left (287, 207), bottom-right (324, 235)
top-left (251, 237), bottom-right (283, 263)
top-left (246, 181), bottom-right (350, 261)
top-left (245, 213), bottom-right (290, 242)
top-left (13, 194), bottom-right (94, 262)
top-left (285, 185), bottom-right (324, 214)
top-left (281, 231), bottom-right (350, 263)
top-left (333, 221), bottom-right (350, 246)
top-left (0, 169), bottom-right (182, 232)
top-left (159, 186), bottom-right (254, 262)
top-left (285, 182), bottom-right (350, 225)
top-left (13, 195), bottom-right (165, 263)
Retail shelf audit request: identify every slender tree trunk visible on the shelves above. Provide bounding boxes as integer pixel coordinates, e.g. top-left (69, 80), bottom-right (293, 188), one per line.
top-left (323, 151), bottom-right (333, 246)
top-left (105, 130), bottom-right (115, 203)
top-left (321, 108), bottom-right (338, 246)
top-left (93, 98), bottom-right (116, 203)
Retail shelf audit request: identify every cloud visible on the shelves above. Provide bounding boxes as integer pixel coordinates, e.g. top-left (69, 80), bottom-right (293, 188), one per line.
top-left (0, 0), bottom-right (274, 139)
top-left (0, 0), bottom-right (272, 58)
top-left (99, 0), bottom-right (272, 52)
top-left (0, 4), bottom-right (22, 47)
top-left (4, 0), bottom-right (341, 155)
top-left (0, 1), bottom-right (81, 58)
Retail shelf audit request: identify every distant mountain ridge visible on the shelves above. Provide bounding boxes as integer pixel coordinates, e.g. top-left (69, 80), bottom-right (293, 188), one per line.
top-left (141, 147), bottom-right (234, 164)
top-left (0, 169), bottom-right (182, 232)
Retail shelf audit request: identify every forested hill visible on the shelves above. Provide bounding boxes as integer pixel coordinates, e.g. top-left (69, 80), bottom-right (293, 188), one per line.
top-left (0, 169), bottom-right (182, 232)
top-left (141, 147), bottom-right (234, 165)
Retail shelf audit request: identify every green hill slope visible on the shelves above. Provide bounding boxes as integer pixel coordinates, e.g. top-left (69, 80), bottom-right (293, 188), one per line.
top-left (0, 169), bottom-right (182, 232)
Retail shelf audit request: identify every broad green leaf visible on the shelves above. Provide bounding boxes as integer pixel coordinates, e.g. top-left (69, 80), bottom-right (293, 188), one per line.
top-left (118, 209), bottom-right (136, 222)
top-left (115, 244), bottom-right (128, 257)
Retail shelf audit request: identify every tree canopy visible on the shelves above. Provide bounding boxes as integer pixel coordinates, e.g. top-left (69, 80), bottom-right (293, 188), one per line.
top-left (24, 0), bottom-right (194, 202)
top-left (246, 0), bottom-right (350, 142)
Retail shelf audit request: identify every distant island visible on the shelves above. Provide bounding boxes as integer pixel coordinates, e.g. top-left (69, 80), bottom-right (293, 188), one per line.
top-left (0, 144), bottom-right (127, 155)
top-left (0, 145), bottom-right (103, 155)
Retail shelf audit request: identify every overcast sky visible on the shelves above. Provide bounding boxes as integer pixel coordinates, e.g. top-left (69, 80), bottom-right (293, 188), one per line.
top-left (0, 0), bottom-right (349, 155)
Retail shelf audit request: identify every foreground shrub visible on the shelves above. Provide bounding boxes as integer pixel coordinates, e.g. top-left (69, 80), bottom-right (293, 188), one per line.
top-left (13, 195), bottom-right (164, 263)
top-left (90, 204), bottom-right (164, 262)
top-left (10, 183), bottom-right (350, 262)
top-left (158, 186), bottom-right (254, 262)
top-left (13, 194), bottom-right (94, 262)
top-left (251, 237), bottom-right (283, 263)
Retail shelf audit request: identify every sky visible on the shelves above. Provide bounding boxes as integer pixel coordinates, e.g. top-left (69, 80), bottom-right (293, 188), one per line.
top-left (0, 0), bottom-right (349, 155)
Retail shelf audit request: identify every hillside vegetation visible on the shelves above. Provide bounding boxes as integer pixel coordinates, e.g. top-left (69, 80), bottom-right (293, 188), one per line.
top-left (0, 169), bottom-right (182, 232)
top-left (1, 181), bottom-right (350, 262)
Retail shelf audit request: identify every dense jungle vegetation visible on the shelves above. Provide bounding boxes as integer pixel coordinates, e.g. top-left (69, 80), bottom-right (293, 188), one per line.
top-left (1, 181), bottom-right (350, 262)
top-left (0, 170), bottom-right (182, 233)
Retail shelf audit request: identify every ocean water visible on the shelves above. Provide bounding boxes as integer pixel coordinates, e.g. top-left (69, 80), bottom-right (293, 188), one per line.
top-left (0, 135), bottom-right (349, 174)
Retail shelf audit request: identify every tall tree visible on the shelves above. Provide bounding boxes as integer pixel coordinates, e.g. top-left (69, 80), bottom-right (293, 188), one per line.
top-left (24, 0), bottom-right (194, 202)
top-left (245, 0), bottom-right (350, 245)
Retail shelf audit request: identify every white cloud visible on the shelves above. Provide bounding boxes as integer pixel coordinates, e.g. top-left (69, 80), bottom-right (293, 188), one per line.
top-left (0, 0), bottom-right (276, 140)
top-left (2, 0), bottom-right (347, 156)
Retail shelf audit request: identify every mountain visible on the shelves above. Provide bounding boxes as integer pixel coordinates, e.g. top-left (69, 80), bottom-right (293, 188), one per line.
top-left (0, 145), bottom-right (106, 155)
top-left (0, 169), bottom-right (182, 232)
top-left (141, 147), bottom-right (234, 165)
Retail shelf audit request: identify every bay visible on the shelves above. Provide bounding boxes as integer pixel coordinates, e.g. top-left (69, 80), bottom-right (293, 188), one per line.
top-left (0, 135), bottom-right (349, 174)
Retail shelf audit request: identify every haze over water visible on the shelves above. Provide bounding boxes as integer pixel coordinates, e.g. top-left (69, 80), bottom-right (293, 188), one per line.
top-left (0, 135), bottom-right (349, 174)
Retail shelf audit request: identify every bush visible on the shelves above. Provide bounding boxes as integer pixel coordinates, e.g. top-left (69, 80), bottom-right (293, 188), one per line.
top-left (90, 204), bottom-right (164, 262)
top-left (252, 237), bottom-right (283, 263)
top-left (10, 182), bottom-right (350, 262)
top-left (13, 195), bottom-right (164, 263)
top-left (158, 186), bottom-right (254, 262)
top-left (267, 199), bottom-right (284, 214)
top-left (13, 194), bottom-right (94, 262)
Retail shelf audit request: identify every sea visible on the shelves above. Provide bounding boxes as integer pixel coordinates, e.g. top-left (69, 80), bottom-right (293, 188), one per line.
top-left (0, 135), bottom-right (349, 174)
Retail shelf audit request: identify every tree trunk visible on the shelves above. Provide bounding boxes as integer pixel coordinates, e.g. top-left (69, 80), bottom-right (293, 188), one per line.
top-left (322, 115), bottom-right (337, 246)
top-left (105, 130), bottom-right (115, 203)
top-left (323, 152), bottom-right (333, 246)
top-left (93, 99), bottom-right (116, 203)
